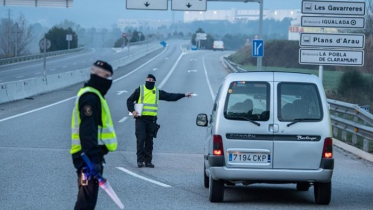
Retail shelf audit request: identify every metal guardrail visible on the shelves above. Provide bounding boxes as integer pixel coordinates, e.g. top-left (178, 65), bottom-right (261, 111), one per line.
top-left (0, 47), bottom-right (86, 66)
top-left (328, 99), bottom-right (373, 152)
top-left (223, 57), bottom-right (373, 153)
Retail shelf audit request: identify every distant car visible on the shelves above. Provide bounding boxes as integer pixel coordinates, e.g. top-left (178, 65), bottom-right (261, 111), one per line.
top-left (213, 41), bottom-right (224, 51)
top-left (196, 71), bottom-right (334, 204)
top-left (191, 45), bottom-right (197, 50)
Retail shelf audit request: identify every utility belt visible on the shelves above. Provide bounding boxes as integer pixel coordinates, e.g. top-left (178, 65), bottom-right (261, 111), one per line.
top-left (140, 116), bottom-right (160, 138)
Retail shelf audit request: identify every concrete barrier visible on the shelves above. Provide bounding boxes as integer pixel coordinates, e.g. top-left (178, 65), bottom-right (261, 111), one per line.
top-left (0, 84), bottom-right (8, 104)
top-left (6, 81), bottom-right (26, 101)
top-left (23, 77), bottom-right (47, 98)
top-left (0, 44), bottom-right (163, 104)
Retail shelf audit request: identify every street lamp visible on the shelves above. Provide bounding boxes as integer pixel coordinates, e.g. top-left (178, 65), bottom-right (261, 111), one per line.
top-left (13, 23), bottom-right (21, 57)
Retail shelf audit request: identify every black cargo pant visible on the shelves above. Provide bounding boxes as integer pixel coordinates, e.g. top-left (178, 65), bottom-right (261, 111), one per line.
top-left (135, 117), bottom-right (157, 163)
top-left (74, 164), bottom-right (103, 210)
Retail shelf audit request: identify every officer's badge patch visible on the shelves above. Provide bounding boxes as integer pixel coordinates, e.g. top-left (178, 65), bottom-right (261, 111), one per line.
top-left (152, 90), bottom-right (155, 94)
top-left (84, 105), bottom-right (92, 116)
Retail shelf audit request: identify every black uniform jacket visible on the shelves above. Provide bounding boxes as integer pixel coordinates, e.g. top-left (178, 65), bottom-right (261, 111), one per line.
top-left (72, 92), bottom-right (109, 170)
top-left (127, 86), bottom-right (185, 119)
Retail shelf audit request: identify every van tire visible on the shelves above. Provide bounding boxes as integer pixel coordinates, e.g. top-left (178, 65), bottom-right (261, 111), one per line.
top-left (209, 175), bottom-right (224, 202)
top-left (314, 181), bottom-right (331, 205)
top-left (296, 182), bottom-right (310, 191)
top-left (204, 165), bottom-right (209, 188)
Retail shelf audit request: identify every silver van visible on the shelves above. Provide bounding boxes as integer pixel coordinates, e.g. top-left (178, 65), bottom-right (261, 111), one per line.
top-left (196, 72), bottom-right (334, 204)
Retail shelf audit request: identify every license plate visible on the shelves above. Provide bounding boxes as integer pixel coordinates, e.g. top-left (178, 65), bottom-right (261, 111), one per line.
top-left (229, 153), bottom-right (271, 163)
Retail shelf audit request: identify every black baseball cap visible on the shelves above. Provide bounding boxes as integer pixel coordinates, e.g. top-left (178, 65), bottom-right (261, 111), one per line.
top-left (93, 60), bottom-right (113, 75)
top-left (147, 74), bottom-right (156, 81)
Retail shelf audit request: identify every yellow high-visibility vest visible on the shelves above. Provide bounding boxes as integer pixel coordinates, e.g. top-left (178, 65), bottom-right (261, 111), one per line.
top-left (137, 85), bottom-right (159, 116)
top-left (70, 87), bottom-right (117, 154)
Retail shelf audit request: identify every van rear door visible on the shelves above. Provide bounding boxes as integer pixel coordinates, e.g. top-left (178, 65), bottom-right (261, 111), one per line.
top-left (272, 73), bottom-right (325, 170)
top-left (221, 73), bottom-right (274, 169)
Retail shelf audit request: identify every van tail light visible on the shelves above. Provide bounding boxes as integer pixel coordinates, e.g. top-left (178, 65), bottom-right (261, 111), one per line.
top-left (323, 137), bottom-right (333, 158)
top-left (213, 135), bottom-right (224, 156)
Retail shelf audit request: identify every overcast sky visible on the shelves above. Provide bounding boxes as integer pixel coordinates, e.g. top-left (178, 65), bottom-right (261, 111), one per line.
top-left (0, 0), bottom-right (302, 28)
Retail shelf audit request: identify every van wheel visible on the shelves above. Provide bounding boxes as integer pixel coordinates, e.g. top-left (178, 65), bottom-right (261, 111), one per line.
top-left (209, 175), bottom-right (224, 202)
top-left (204, 165), bottom-right (209, 188)
top-left (296, 182), bottom-right (310, 191)
top-left (314, 181), bottom-right (331, 205)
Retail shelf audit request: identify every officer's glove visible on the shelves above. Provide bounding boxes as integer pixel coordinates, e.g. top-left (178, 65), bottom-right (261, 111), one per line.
top-left (90, 163), bottom-right (102, 178)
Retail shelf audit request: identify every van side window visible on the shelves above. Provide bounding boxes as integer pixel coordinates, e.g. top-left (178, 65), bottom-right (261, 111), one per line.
top-left (278, 82), bottom-right (323, 121)
top-left (224, 81), bottom-right (270, 121)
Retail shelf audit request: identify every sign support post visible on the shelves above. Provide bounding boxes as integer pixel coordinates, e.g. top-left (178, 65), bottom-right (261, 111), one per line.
top-left (319, 27), bottom-right (324, 83)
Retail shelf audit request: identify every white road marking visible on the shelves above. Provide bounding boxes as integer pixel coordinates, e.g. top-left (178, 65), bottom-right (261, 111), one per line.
top-left (117, 167), bottom-right (172, 188)
top-left (0, 96), bottom-right (76, 123)
top-left (117, 90), bottom-right (128, 95)
top-left (158, 52), bottom-right (185, 89)
top-left (16, 76), bottom-right (24, 79)
top-left (190, 59), bottom-right (197, 61)
top-left (153, 68), bottom-right (158, 71)
top-left (62, 66), bottom-right (67, 68)
top-left (187, 70), bottom-right (197, 73)
top-left (50, 68), bottom-right (56, 71)
top-left (114, 45), bottom-right (168, 82)
top-left (165, 58), bottom-right (168, 60)
top-left (202, 57), bottom-right (215, 101)
top-left (34, 72), bottom-right (42, 75)
top-left (73, 63), bottom-right (77, 65)
top-left (0, 46), bottom-right (169, 123)
top-left (118, 117), bottom-right (128, 123)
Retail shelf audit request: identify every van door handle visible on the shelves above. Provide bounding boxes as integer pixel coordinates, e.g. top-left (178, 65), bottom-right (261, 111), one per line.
top-left (273, 124), bottom-right (279, 133)
top-left (269, 124), bottom-right (279, 133)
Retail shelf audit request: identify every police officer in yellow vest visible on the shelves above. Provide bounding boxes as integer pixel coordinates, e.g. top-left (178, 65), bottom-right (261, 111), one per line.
top-left (71, 60), bottom-right (117, 210)
top-left (127, 74), bottom-right (192, 168)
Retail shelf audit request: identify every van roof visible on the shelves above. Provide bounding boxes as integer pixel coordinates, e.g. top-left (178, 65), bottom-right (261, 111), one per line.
top-left (225, 71), bottom-right (320, 83)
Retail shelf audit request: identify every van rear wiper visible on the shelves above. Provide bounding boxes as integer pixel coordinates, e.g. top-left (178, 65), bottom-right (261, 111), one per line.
top-left (287, 118), bottom-right (319, 127)
top-left (229, 116), bottom-right (260, 126)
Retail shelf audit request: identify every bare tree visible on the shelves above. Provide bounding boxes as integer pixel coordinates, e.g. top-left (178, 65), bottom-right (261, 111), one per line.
top-left (365, 0), bottom-right (373, 35)
top-left (0, 14), bottom-right (33, 57)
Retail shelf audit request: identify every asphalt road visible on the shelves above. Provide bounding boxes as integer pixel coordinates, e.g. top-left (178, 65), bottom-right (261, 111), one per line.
top-left (0, 41), bottom-right (373, 210)
top-left (0, 42), bottom-right (157, 83)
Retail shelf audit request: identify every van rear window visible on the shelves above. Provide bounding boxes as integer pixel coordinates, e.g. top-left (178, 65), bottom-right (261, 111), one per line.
top-left (278, 82), bottom-right (323, 121)
top-left (224, 81), bottom-right (270, 121)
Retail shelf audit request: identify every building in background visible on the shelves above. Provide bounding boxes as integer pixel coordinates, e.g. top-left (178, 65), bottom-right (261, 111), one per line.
top-left (183, 9), bottom-right (301, 23)
top-left (117, 19), bottom-right (172, 31)
top-left (288, 19), bottom-right (338, 41)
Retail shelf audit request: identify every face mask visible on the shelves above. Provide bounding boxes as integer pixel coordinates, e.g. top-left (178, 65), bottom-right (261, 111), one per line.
top-left (87, 74), bottom-right (112, 96)
top-left (145, 81), bottom-right (155, 90)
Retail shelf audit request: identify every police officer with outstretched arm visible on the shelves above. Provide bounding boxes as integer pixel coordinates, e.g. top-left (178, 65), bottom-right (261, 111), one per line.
top-left (71, 60), bottom-right (117, 210)
top-left (127, 74), bottom-right (192, 168)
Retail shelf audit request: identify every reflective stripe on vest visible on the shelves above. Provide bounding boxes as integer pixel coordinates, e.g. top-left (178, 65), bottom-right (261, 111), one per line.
top-left (70, 87), bottom-right (117, 154)
top-left (137, 85), bottom-right (159, 116)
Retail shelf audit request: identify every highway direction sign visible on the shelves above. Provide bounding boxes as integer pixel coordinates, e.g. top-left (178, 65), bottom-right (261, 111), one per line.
top-left (300, 33), bottom-right (365, 49)
top-left (301, 16), bottom-right (365, 29)
top-left (302, 0), bottom-right (365, 16)
top-left (126, 0), bottom-right (168, 10)
top-left (299, 48), bottom-right (364, 66)
top-left (252, 40), bottom-right (264, 57)
top-left (171, 0), bottom-right (207, 11)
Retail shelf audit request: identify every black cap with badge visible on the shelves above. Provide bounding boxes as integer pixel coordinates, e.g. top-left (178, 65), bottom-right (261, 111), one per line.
top-left (147, 74), bottom-right (156, 81)
top-left (93, 60), bottom-right (113, 75)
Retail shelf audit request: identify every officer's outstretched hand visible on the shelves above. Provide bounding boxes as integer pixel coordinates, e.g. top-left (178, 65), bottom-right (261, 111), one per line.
top-left (185, 92), bottom-right (192, 98)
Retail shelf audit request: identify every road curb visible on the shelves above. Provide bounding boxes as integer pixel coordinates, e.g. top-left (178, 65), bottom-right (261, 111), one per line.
top-left (334, 138), bottom-right (373, 163)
